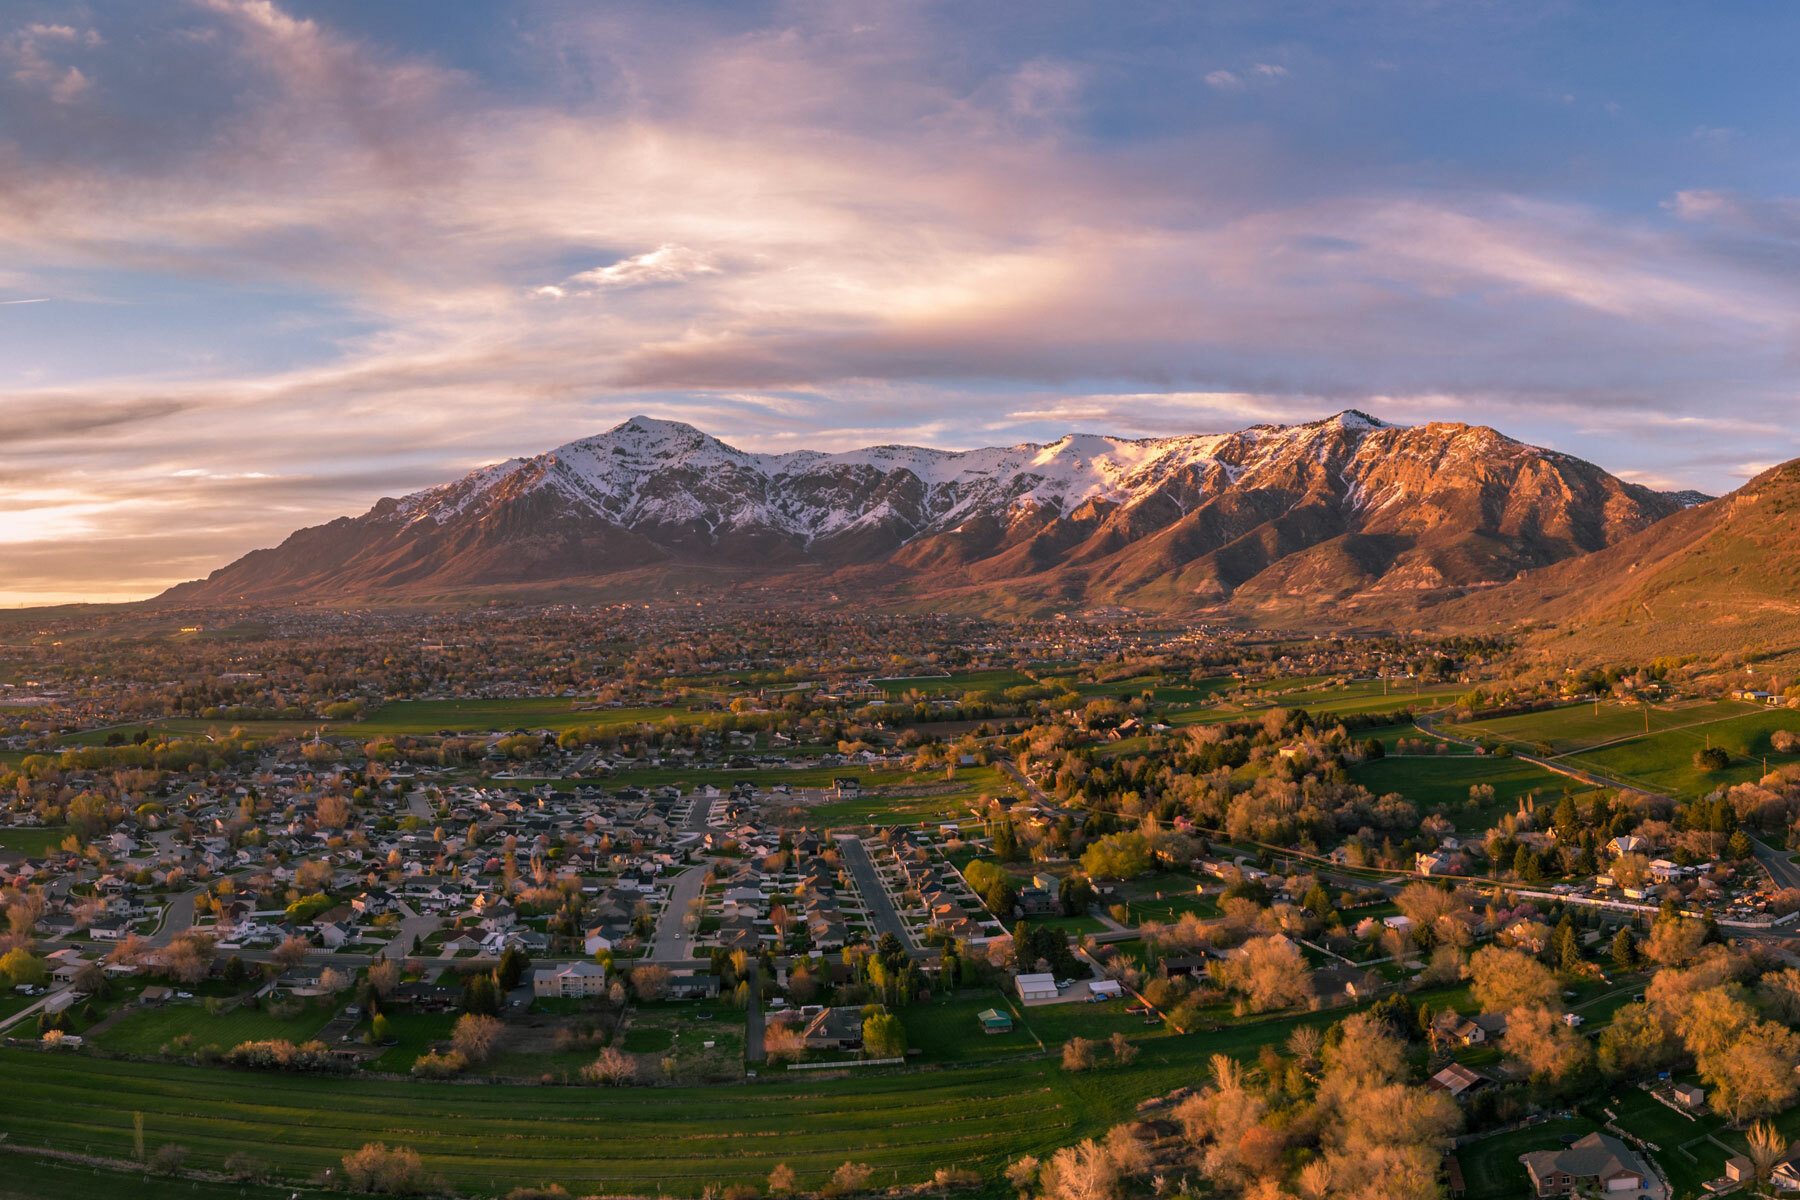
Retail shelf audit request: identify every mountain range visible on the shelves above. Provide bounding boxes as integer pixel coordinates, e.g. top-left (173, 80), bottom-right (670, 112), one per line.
top-left (163, 412), bottom-right (1716, 628)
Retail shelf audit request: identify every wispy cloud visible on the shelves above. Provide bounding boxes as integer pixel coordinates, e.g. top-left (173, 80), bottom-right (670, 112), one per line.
top-left (1, 0), bottom-right (1798, 602)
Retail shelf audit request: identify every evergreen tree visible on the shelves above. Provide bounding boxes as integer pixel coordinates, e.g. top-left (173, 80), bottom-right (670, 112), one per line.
top-left (1611, 926), bottom-right (1640, 972)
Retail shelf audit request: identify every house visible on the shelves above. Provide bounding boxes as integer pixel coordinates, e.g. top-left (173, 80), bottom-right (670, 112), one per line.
top-left (1016, 972), bottom-right (1059, 1002)
top-left (1519, 1132), bottom-right (1649, 1197)
top-left (138, 985), bottom-right (174, 1006)
top-left (1607, 835), bottom-right (1646, 858)
top-left (977, 1008), bottom-right (1014, 1035)
top-left (88, 915), bottom-right (130, 941)
top-left (1726, 1155), bottom-right (1754, 1184)
top-left (532, 961), bottom-right (610, 999)
top-left (1673, 1083), bottom-right (1705, 1109)
top-left (1649, 858), bottom-right (1683, 883)
top-left (801, 1006), bottom-right (865, 1050)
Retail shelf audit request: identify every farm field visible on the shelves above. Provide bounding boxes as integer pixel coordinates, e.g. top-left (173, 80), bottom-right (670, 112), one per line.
top-left (0, 979), bottom-right (1470, 1198)
top-left (1353, 720), bottom-right (1472, 755)
top-left (875, 669), bottom-right (1034, 698)
top-left (0, 1148), bottom-right (299, 1200)
top-left (1454, 699), bottom-right (1759, 757)
top-left (1560, 707), bottom-right (1800, 797)
top-left (1348, 756), bottom-right (1591, 829)
top-left (0, 1046), bottom-right (1089, 1195)
top-left (341, 697), bottom-right (680, 736)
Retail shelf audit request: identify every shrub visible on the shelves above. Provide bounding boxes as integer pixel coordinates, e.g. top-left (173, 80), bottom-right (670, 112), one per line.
top-left (148, 1144), bottom-right (188, 1176)
top-left (410, 1050), bottom-right (468, 1079)
top-left (1062, 1037), bottom-right (1096, 1072)
top-left (581, 1047), bottom-right (637, 1086)
top-left (341, 1142), bottom-right (429, 1195)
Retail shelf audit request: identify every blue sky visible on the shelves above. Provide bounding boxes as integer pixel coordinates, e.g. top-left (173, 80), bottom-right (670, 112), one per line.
top-left (4, 0), bottom-right (1799, 602)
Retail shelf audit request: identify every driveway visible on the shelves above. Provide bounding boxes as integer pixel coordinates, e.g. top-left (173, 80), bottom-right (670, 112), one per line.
top-left (837, 836), bottom-right (912, 950)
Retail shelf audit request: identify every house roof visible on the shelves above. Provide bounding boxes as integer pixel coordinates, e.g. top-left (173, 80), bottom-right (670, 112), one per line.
top-left (1520, 1132), bottom-right (1646, 1185)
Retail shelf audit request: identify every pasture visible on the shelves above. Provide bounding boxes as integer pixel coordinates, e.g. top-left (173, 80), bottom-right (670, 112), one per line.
top-left (1560, 706), bottom-right (1800, 797)
top-left (1348, 756), bottom-right (1589, 829)
top-left (342, 697), bottom-right (682, 736)
top-left (1454, 698), bottom-right (1758, 758)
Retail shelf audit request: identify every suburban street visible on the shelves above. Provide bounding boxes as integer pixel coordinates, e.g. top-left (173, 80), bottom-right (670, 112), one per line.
top-left (836, 835), bottom-right (912, 949)
top-left (644, 795), bottom-right (715, 964)
top-left (647, 866), bottom-right (710, 964)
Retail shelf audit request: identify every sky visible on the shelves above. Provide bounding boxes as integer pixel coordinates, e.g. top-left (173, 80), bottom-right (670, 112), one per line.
top-left (5, 0), bottom-right (1800, 605)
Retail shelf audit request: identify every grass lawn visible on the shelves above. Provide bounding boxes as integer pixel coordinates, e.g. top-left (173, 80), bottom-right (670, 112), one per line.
top-left (1583, 1086), bottom-right (1727, 1198)
top-left (806, 764), bottom-right (1013, 826)
top-left (365, 1010), bottom-right (460, 1072)
top-left (1348, 756), bottom-right (1593, 830)
top-left (0, 827), bottom-right (68, 855)
top-left (903, 992), bottom-right (1040, 1062)
top-left (94, 999), bottom-right (335, 1057)
top-left (1457, 1115), bottom-right (1601, 1200)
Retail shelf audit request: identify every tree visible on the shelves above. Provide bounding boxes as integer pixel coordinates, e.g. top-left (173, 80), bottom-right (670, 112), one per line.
top-left (1610, 927), bottom-right (1642, 972)
top-left (340, 1142), bottom-right (429, 1194)
top-left (1700, 1020), bottom-right (1800, 1122)
top-left (1107, 1031), bottom-right (1139, 1065)
top-left (452, 1013), bottom-right (504, 1064)
top-left (1041, 1139), bottom-right (1119, 1200)
top-left (1644, 916), bottom-right (1707, 968)
top-left (1749, 1122), bottom-right (1788, 1180)
top-left (148, 1143), bottom-right (188, 1176)
top-left (271, 934), bottom-right (310, 971)
top-left (1062, 1037), bottom-right (1097, 1072)
top-left (497, 946), bottom-right (530, 991)
top-left (1729, 830), bottom-right (1754, 860)
top-left (632, 964), bottom-right (671, 1002)
top-left (763, 1020), bottom-right (806, 1063)
top-left (824, 1162), bottom-right (874, 1198)
top-left (1695, 746), bottom-right (1731, 772)
top-left (768, 1164), bottom-right (798, 1196)
top-left (582, 1047), bottom-right (637, 1086)
top-left (862, 1011), bottom-right (906, 1059)
top-left (1502, 1005), bottom-right (1592, 1086)
top-left (1468, 946), bottom-right (1559, 1014)
top-left (1004, 1156), bottom-right (1042, 1199)
top-left (0, 947), bottom-right (46, 988)
top-left (1596, 1003), bottom-right (1674, 1080)
top-left (368, 958), bottom-right (401, 998)
top-left (1208, 934), bottom-right (1313, 1012)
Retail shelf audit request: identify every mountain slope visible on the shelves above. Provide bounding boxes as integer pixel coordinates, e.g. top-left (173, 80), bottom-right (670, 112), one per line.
top-left (1432, 459), bottom-right (1800, 659)
top-left (160, 413), bottom-right (1689, 617)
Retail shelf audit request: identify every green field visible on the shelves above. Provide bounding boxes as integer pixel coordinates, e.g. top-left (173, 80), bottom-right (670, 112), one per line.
top-left (0, 977), bottom-right (1467, 1197)
top-left (0, 826), bottom-right (68, 855)
top-left (95, 1000), bottom-right (338, 1057)
top-left (1348, 756), bottom-right (1590, 829)
top-left (0, 1148), bottom-right (302, 1200)
top-left (0, 1046), bottom-right (1090, 1194)
top-left (875, 670), bottom-right (1034, 698)
top-left (1455, 699), bottom-right (1759, 757)
top-left (342, 698), bottom-right (679, 736)
top-left (1561, 707), bottom-right (1800, 797)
